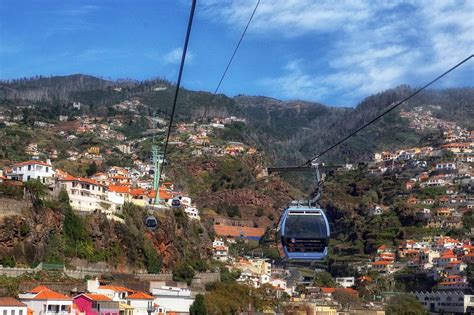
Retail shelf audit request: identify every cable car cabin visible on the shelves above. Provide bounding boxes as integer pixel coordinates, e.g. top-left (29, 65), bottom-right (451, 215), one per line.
top-left (145, 215), bottom-right (158, 230)
top-left (278, 206), bottom-right (330, 261)
top-left (171, 198), bottom-right (181, 208)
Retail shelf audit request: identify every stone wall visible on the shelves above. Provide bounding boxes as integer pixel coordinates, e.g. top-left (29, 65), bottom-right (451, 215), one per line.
top-left (0, 197), bottom-right (30, 218)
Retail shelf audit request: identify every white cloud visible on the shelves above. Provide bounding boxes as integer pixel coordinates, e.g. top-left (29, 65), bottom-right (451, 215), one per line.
top-left (203, 0), bottom-right (474, 104)
top-left (163, 47), bottom-right (195, 65)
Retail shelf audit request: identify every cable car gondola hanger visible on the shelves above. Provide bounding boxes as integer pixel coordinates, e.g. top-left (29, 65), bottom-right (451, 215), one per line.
top-left (271, 159), bottom-right (332, 262)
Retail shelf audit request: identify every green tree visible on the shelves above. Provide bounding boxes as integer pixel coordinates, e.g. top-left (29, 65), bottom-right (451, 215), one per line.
top-left (143, 240), bottom-right (161, 274)
top-left (190, 294), bottom-right (207, 315)
top-left (332, 289), bottom-right (362, 310)
top-left (220, 267), bottom-right (241, 284)
top-left (313, 271), bottom-right (336, 287)
top-left (385, 294), bottom-right (426, 315)
top-left (173, 262), bottom-right (195, 285)
top-left (86, 162), bottom-right (98, 176)
top-left (0, 256), bottom-right (15, 267)
top-left (25, 179), bottom-right (47, 207)
top-left (58, 188), bottom-right (70, 204)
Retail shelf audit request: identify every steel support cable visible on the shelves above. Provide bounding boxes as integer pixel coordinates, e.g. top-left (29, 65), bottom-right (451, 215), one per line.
top-left (201, 0), bottom-right (260, 120)
top-left (159, 0), bottom-right (197, 187)
top-left (200, 54), bottom-right (474, 196)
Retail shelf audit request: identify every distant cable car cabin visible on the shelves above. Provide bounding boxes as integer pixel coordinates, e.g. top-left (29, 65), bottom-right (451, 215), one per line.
top-left (145, 215), bottom-right (158, 230)
top-left (171, 198), bottom-right (181, 208)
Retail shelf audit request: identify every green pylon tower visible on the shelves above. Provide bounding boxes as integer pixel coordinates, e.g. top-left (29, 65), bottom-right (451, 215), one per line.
top-left (152, 143), bottom-right (162, 206)
top-left (151, 113), bottom-right (163, 207)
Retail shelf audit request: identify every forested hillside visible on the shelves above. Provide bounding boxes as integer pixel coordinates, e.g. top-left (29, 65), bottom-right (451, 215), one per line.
top-left (1, 75), bottom-right (472, 167)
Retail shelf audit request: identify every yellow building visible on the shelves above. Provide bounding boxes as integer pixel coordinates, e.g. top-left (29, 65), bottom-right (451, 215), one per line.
top-left (234, 258), bottom-right (272, 277)
top-left (88, 146), bottom-right (100, 154)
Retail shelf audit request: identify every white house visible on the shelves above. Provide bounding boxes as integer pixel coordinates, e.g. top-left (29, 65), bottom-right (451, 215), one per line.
top-left (212, 244), bottom-right (229, 262)
top-left (58, 177), bottom-right (116, 214)
top-left (0, 298), bottom-right (28, 315)
top-left (414, 291), bottom-right (474, 314)
top-left (125, 292), bottom-right (156, 315)
top-left (184, 207), bottom-right (200, 220)
top-left (237, 270), bottom-right (270, 288)
top-left (86, 279), bottom-right (135, 303)
top-left (436, 162), bottom-right (457, 170)
top-left (269, 278), bottom-right (287, 291)
top-left (150, 286), bottom-right (194, 314)
top-left (19, 286), bottom-right (73, 315)
top-left (437, 275), bottom-right (470, 290)
top-left (335, 277), bottom-right (355, 288)
top-left (7, 160), bottom-right (55, 184)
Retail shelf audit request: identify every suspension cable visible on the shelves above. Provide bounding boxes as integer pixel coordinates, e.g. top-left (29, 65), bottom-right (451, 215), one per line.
top-left (202, 0), bottom-right (260, 119)
top-left (202, 54), bottom-right (474, 195)
top-left (159, 0), bottom-right (197, 187)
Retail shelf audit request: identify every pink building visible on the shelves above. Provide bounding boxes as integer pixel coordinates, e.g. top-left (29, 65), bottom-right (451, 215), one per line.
top-left (73, 294), bottom-right (119, 315)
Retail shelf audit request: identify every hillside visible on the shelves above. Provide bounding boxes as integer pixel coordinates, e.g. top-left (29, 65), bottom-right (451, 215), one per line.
top-left (1, 75), bottom-right (472, 166)
top-left (0, 74), bottom-right (472, 268)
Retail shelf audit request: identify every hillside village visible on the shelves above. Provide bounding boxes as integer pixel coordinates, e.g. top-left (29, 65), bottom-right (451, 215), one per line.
top-left (0, 93), bottom-right (473, 314)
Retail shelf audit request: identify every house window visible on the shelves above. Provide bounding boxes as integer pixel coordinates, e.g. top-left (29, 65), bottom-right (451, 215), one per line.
top-left (46, 167), bottom-right (49, 172)
top-left (28, 165), bottom-right (31, 170)
top-left (11, 310), bottom-right (15, 315)
top-left (19, 311), bottom-right (23, 315)
top-left (4, 310), bottom-right (7, 315)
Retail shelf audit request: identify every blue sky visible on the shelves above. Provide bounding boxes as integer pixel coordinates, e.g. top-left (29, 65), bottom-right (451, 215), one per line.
top-left (0, 0), bottom-right (473, 106)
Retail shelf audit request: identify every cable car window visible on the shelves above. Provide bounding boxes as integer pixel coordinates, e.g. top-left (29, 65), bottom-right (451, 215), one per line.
top-left (285, 214), bottom-right (326, 239)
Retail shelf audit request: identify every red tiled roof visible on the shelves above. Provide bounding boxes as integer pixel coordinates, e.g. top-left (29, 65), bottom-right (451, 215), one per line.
top-left (13, 160), bottom-right (52, 167)
top-left (213, 224), bottom-right (265, 238)
top-left (108, 185), bottom-right (130, 193)
top-left (147, 189), bottom-right (173, 200)
top-left (130, 188), bottom-right (146, 196)
top-left (372, 261), bottom-right (392, 265)
top-left (320, 287), bottom-right (336, 293)
top-left (126, 292), bottom-right (154, 300)
top-left (79, 294), bottom-right (112, 301)
top-left (30, 285), bottom-right (51, 293)
top-left (320, 287), bottom-right (358, 296)
top-left (33, 290), bottom-right (71, 300)
top-left (98, 285), bottom-right (134, 293)
top-left (0, 298), bottom-right (26, 307)
top-left (59, 177), bottom-right (106, 187)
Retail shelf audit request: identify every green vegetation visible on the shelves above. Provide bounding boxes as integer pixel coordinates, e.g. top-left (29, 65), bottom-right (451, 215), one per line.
top-left (313, 271), bottom-right (336, 287)
top-left (143, 240), bottom-right (162, 274)
top-left (204, 282), bottom-right (281, 314)
top-left (172, 262), bottom-right (195, 285)
top-left (189, 294), bottom-right (207, 315)
top-left (385, 294), bottom-right (426, 315)
top-left (86, 162), bottom-right (98, 176)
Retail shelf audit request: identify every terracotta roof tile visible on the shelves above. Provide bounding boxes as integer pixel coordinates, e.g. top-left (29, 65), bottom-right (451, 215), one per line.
top-left (108, 185), bottom-right (130, 193)
top-left (30, 285), bottom-right (51, 293)
top-left (213, 224), bottom-right (265, 238)
top-left (0, 298), bottom-right (26, 307)
top-left (126, 292), bottom-right (154, 300)
top-left (33, 290), bottom-right (71, 300)
top-left (79, 294), bottom-right (112, 301)
top-left (98, 285), bottom-right (134, 293)
top-left (13, 161), bottom-right (52, 167)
